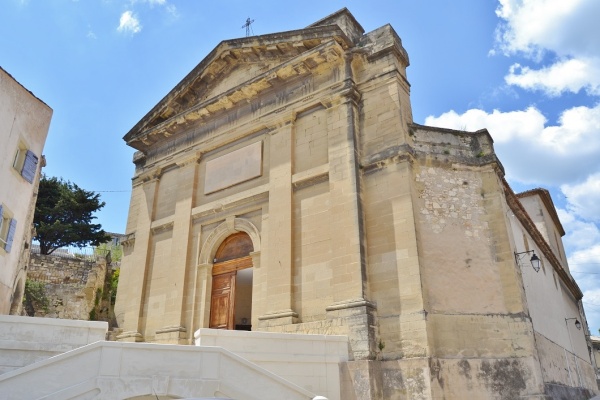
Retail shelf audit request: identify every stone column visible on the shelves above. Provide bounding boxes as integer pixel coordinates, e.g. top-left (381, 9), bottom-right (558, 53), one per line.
top-left (117, 173), bottom-right (159, 342)
top-left (258, 120), bottom-right (298, 327)
top-left (155, 156), bottom-right (198, 344)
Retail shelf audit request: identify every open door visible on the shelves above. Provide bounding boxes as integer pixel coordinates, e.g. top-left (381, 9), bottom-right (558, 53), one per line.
top-left (209, 272), bottom-right (236, 329)
top-left (209, 232), bottom-right (254, 330)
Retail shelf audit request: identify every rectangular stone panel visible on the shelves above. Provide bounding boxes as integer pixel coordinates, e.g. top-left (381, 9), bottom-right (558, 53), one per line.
top-left (204, 141), bottom-right (263, 194)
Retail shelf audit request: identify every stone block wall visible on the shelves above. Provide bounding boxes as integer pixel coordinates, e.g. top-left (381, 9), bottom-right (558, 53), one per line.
top-left (26, 253), bottom-right (107, 320)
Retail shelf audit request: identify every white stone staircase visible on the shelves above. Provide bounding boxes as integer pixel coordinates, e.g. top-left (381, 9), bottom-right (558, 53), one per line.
top-left (0, 340), bottom-right (323, 399)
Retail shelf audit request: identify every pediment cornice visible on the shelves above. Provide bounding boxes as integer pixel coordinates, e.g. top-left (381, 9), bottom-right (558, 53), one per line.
top-left (124, 25), bottom-right (353, 150)
top-left (126, 37), bottom-right (346, 151)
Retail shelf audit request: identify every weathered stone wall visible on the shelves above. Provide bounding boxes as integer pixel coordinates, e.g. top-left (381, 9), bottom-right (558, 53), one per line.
top-left (26, 253), bottom-right (107, 320)
top-left (0, 67), bottom-right (52, 315)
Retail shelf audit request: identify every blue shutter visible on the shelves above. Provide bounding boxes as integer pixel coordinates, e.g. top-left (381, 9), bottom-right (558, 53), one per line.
top-left (5, 219), bottom-right (17, 253)
top-left (21, 150), bottom-right (39, 184)
top-left (0, 205), bottom-right (3, 220)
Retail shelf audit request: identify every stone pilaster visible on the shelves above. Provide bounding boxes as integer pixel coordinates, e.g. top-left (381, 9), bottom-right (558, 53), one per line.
top-left (156, 156), bottom-right (198, 344)
top-left (258, 120), bottom-right (298, 327)
top-left (195, 263), bottom-right (213, 331)
top-left (117, 174), bottom-right (159, 342)
top-left (325, 57), bottom-right (376, 358)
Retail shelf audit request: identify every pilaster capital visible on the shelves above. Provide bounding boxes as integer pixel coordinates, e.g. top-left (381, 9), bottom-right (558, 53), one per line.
top-left (249, 250), bottom-right (261, 269)
top-left (176, 152), bottom-right (202, 168)
top-left (139, 169), bottom-right (162, 184)
top-left (268, 114), bottom-right (296, 134)
top-left (197, 263), bottom-right (213, 276)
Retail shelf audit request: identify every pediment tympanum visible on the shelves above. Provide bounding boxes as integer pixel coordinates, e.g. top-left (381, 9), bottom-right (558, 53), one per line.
top-left (124, 25), bottom-right (354, 152)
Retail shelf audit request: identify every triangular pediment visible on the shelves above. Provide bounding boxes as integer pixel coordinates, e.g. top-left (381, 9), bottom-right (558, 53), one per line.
top-left (124, 9), bottom-right (364, 151)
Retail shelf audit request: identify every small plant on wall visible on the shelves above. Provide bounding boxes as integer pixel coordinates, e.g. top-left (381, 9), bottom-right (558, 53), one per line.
top-left (23, 279), bottom-right (49, 316)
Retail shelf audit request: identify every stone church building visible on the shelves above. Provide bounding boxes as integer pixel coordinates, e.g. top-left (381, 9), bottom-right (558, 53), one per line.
top-left (113, 8), bottom-right (598, 399)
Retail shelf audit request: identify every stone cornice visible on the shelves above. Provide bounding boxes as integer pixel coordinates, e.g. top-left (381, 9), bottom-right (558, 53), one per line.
top-left (130, 72), bottom-right (355, 175)
top-left (503, 179), bottom-right (583, 300)
top-left (127, 40), bottom-right (344, 151)
top-left (516, 188), bottom-right (565, 236)
top-left (124, 27), bottom-right (353, 149)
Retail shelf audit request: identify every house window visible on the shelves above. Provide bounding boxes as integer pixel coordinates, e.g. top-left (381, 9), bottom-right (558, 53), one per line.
top-left (13, 141), bottom-right (39, 184)
top-left (0, 205), bottom-right (17, 253)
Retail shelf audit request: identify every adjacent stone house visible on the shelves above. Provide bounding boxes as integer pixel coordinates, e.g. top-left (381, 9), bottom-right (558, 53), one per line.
top-left (0, 67), bottom-right (52, 315)
top-left (114, 9), bottom-right (597, 399)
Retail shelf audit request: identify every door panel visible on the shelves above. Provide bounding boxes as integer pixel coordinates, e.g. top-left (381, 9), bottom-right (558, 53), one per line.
top-left (209, 272), bottom-right (236, 329)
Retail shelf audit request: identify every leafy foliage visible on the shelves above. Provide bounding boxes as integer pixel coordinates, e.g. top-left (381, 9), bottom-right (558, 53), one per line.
top-left (23, 279), bottom-right (49, 316)
top-left (34, 175), bottom-right (111, 255)
top-left (110, 268), bottom-right (120, 305)
top-left (95, 242), bottom-right (123, 262)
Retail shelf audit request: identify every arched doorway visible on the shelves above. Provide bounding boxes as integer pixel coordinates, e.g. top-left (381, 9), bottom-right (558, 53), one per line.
top-left (209, 232), bottom-right (254, 330)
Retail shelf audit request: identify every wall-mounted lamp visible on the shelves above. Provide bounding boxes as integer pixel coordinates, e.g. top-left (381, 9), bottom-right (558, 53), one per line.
top-left (566, 317), bottom-right (582, 330)
top-left (514, 250), bottom-right (541, 272)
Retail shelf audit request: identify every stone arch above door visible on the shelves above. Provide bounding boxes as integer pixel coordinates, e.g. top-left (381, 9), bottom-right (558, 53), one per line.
top-left (198, 217), bottom-right (261, 265)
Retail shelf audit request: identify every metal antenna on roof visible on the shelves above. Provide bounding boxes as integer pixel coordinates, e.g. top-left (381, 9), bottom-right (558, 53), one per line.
top-left (242, 17), bottom-right (254, 37)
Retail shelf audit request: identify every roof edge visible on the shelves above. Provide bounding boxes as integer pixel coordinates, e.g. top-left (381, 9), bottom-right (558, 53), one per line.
top-left (517, 188), bottom-right (565, 236)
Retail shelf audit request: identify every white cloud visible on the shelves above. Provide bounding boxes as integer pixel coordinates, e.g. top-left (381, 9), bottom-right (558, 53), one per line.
top-left (494, 0), bottom-right (600, 96)
top-left (506, 58), bottom-right (600, 96)
top-left (117, 11), bottom-right (142, 35)
top-left (562, 174), bottom-right (600, 223)
top-left (495, 0), bottom-right (600, 57)
top-left (425, 103), bottom-right (600, 184)
top-left (559, 208), bottom-right (600, 253)
top-left (424, 107), bottom-right (546, 143)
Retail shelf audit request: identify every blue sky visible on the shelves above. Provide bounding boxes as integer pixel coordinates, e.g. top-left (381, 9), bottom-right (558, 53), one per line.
top-left (2, 1), bottom-right (600, 333)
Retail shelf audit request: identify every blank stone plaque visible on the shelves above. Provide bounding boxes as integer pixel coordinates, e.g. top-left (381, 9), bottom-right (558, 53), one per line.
top-left (204, 141), bottom-right (263, 194)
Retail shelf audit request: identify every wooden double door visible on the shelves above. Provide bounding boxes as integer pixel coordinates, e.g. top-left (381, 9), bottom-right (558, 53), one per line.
top-left (209, 232), bottom-right (253, 330)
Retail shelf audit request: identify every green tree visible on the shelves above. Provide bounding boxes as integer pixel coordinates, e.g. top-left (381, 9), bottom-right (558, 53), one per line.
top-left (34, 175), bottom-right (111, 255)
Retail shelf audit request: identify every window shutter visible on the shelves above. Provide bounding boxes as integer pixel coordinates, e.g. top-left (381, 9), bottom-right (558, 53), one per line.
top-left (5, 219), bottom-right (17, 253)
top-left (21, 150), bottom-right (39, 184)
top-left (0, 205), bottom-right (3, 220)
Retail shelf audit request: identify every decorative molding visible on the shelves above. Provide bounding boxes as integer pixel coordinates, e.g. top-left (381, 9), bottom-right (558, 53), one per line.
top-left (292, 163), bottom-right (329, 189)
top-left (150, 217), bottom-right (174, 233)
top-left (121, 232), bottom-right (136, 247)
top-left (191, 184), bottom-right (269, 220)
top-left (116, 331), bottom-right (144, 341)
top-left (155, 325), bottom-right (187, 334)
top-left (258, 309), bottom-right (299, 321)
top-left (249, 251), bottom-right (261, 269)
top-left (326, 298), bottom-right (376, 312)
top-left (197, 263), bottom-right (213, 274)
top-left (127, 40), bottom-right (345, 152)
top-left (198, 217), bottom-right (261, 265)
top-left (175, 152), bottom-right (201, 167)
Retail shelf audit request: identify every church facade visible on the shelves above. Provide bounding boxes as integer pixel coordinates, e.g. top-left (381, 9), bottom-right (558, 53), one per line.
top-left (116, 9), bottom-right (597, 399)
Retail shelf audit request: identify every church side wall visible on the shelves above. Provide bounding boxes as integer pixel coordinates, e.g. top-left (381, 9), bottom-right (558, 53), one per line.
top-left (407, 128), bottom-right (549, 398)
top-left (507, 206), bottom-right (596, 395)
